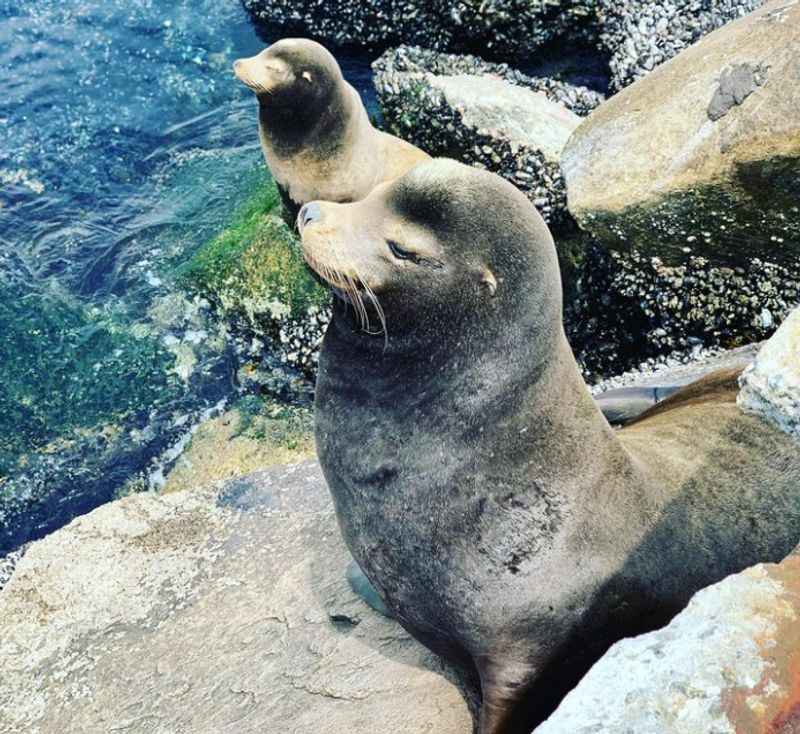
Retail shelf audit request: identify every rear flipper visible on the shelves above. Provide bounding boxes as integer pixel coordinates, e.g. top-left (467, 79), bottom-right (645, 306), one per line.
top-left (595, 385), bottom-right (682, 425)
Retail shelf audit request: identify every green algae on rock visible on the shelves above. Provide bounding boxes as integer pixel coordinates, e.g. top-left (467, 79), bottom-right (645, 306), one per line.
top-left (178, 177), bottom-right (330, 377)
top-left (159, 396), bottom-right (315, 495)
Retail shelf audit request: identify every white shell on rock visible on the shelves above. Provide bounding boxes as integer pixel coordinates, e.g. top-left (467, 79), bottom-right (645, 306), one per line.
top-left (738, 307), bottom-right (800, 440)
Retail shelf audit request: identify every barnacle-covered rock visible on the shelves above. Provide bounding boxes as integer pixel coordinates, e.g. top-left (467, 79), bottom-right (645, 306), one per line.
top-left (373, 47), bottom-right (599, 224)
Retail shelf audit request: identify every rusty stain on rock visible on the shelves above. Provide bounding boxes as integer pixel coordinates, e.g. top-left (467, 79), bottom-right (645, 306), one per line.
top-left (720, 555), bottom-right (800, 734)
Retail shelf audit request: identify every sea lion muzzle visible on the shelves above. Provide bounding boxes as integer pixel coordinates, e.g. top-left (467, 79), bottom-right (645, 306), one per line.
top-left (297, 201), bottom-right (322, 232)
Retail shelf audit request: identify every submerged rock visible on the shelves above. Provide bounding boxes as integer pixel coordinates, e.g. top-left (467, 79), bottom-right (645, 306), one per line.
top-left (0, 282), bottom-right (234, 556)
top-left (563, 0), bottom-right (800, 267)
top-left (0, 462), bottom-right (472, 734)
top-left (739, 306), bottom-right (800, 440)
top-left (374, 47), bottom-right (591, 224)
top-left (242, 1), bottom-right (597, 58)
top-left (536, 545), bottom-right (800, 733)
top-left (597, 0), bottom-right (764, 92)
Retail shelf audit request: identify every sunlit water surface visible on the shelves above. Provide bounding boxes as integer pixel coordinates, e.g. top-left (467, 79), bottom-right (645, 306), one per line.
top-left (0, 0), bottom-right (377, 553)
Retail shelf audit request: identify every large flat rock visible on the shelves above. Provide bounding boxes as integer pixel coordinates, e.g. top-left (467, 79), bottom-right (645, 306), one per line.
top-left (563, 0), bottom-right (800, 266)
top-left (0, 462), bottom-right (472, 734)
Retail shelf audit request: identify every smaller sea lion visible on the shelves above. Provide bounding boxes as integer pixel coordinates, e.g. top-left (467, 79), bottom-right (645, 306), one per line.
top-left (233, 38), bottom-right (429, 223)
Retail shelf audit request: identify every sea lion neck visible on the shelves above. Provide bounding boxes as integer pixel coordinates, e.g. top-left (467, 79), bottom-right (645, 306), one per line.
top-left (258, 82), bottom-right (350, 158)
top-left (318, 296), bottom-right (632, 498)
top-left (322, 283), bottom-right (549, 373)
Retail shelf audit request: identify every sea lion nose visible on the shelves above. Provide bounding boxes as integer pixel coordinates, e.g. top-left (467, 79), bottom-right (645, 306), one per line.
top-left (297, 202), bottom-right (322, 232)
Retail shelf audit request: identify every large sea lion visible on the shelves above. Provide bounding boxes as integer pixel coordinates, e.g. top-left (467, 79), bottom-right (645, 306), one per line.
top-left (233, 38), bottom-right (429, 223)
top-left (297, 159), bottom-right (800, 734)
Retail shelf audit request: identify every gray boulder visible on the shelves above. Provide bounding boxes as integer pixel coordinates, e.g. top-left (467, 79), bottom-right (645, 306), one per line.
top-left (597, 0), bottom-right (764, 92)
top-left (374, 47), bottom-right (590, 224)
top-left (0, 462), bottom-right (472, 734)
top-left (536, 545), bottom-right (800, 733)
top-left (374, 46), bottom-right (605, 119)
top-left (563, 0), bottom-right (800, 267)
top-left (739, 306), bottom-right (800, 440)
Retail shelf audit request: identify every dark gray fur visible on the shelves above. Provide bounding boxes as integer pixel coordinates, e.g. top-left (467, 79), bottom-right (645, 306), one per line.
top-left (275, 181), bottom-right (301, 228)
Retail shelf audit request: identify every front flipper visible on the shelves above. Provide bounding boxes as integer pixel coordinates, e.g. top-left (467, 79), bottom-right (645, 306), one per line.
top-left (346, 559), bottom-right (391, 618)
top-left (275, 181), bottom-right (302, 230)
top-left (477, 660), bottom-right (540, 734)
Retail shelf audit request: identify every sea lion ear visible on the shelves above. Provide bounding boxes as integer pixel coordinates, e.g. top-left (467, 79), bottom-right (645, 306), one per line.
top-left (479, 268), bottom-right (497, 297)
top-left (302, 71), bottom-right (313, 83)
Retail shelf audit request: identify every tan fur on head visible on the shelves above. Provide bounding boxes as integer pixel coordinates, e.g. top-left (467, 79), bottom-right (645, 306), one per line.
top-left (300, 200), bottom-right (390, 338)
top-left (233, 53), bottom-right (291, 94)
top-left (233, 38), bottom-right (340, 96)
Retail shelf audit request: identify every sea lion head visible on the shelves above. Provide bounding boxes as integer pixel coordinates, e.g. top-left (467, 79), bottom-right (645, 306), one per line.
top-left (233, 39), bottom-right (345, 148)
top-left (298, 158), bottom-right (562, 350)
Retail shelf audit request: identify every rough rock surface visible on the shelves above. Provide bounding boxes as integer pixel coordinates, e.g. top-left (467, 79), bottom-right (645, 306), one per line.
top-left (374, 47), bottom-right (592, 224)
top-left (0, 462), bottom-right (472, 734)
top-left (374, 46), bottom-right (605, 118)
top-left (536, 546), bottom-right (800, 733)
top-left (739, 306), bottom-right (800, 440)
top-left (597, 0), bottom-right (765, 92)
top-left (242, 1), bottom-right (597, 59)
top-left (568, 244), bottom-right (800, 379)
top-left (563, 0), bottom-right (800, 267)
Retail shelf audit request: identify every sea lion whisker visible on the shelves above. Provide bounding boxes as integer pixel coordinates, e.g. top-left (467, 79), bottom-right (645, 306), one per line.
top-left (345, 273), bottom-right (369, 329)
top-left (352, 267), bottom-right (389, 347)
top-left (301, 228), bottom-right (385, 343)
top-left (326, 244), bottom-right (370, 332)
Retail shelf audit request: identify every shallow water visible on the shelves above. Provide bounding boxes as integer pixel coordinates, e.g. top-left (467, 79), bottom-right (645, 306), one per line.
top-left (0, 0), bottom-right (604, 554)
top-left (0, 0), bottom-right (377, 552)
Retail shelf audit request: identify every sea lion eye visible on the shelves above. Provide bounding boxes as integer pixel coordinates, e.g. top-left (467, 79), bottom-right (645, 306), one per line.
top-left (302, 71), bottom-right (313, 83)
top-left (387, 240), bottom-right (418, 263)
